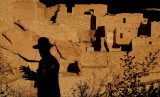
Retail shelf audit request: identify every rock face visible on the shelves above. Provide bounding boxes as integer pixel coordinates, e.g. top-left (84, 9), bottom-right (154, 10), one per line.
top-left (0, 0), bottom-right (160, 97)
top-left (55, 41), bottom-right (82, 60)
top-left (14, 20), bottom-right (80, 42)
top-left (0, 23), bottom-right (82, 61)
top-left (0, 24), bottom-right (40, 60)
top-left (0, 20), bottom-right (83, 96)
top-left (0, 0), bottom-right (13, 32)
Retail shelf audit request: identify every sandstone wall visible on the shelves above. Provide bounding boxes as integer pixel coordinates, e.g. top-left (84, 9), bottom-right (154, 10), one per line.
top-left (73, 4), bottom-right (107, 16)
top-left (12, 1), bottom-right (45, 21)
top-left (0, 0), bottom-right (46, 32)
top-left (97, 13), bottom-right (143, 50)
top-left (80, 52), bottom-right (125, 67)
top-left (57, 4), bottom-right (91, 42)
top-left (132, 36), bottom-right (160, 52)
top-left (0, 0), bottom-right (13, 32)
top-left (151, 21), bottom-right (160, 37)
top-left (12, 1), bottom-right (36, 20)
top-left (116, 27), bottom-right (138, 45)
top-left (58, 5), bottom-right (90, 30)
top-left (131, 21), bottom-right (160, 55)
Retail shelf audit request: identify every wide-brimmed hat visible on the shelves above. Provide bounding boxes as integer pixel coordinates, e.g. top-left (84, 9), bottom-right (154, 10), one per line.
top-left (33, 37), bottom-right (53, 49)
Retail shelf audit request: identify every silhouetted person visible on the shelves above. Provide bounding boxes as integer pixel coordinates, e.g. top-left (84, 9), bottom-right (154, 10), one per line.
top-left (20, 37), bottom-right (60, 97)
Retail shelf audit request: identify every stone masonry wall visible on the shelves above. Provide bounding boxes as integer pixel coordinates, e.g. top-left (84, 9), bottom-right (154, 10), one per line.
top-left (73, 4), bottom-right (107, 16)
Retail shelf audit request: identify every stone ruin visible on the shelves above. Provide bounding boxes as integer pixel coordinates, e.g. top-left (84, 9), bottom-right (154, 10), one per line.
top-left (0, 0), bottom-right (160, 96)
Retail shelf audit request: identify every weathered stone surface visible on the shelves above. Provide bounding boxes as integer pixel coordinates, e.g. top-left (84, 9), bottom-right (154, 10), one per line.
top-left (0, 24), bottom-right (82, 62)
top-left (0, 24), bottom-right (39, 60)
top-left (0, 0), bottom-right (13, 32)
top-left (55, 41), bottom-right (82, 60)
top-left (0, 0), bottom-right (160, 97)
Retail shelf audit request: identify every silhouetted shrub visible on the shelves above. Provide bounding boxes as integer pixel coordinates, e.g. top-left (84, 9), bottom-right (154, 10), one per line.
top-left (107, 49), bottom-right (160, 97)
top-left (72, 49), bottom-right (160, 97)
top-left (0, 57), bottom-right (12, 74)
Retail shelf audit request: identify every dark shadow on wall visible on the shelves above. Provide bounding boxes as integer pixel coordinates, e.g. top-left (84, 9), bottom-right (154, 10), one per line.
top-left (84, 11), bottom-right (91, 15)
top-left (67, 61), bottom-right (80, 75)
top-left (94, 26), bottom-right (105, 37)
top-left (50, 4), bottom-right (60, 23)
top-left (121, 41), bottom-right (132, 52)
top-left (90, 13), bottom-right (96, 30)
top-left (92, 26), bottom-right (105, 51)
top-left (92, 37), bottom-right (101, 51)
top-left (112, 30), bottom-right (120, 48)
top-left (138, 23), bottom-right (151, 37)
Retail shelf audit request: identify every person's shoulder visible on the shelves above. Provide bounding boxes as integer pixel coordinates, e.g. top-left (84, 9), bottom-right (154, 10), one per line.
top-left (49, 55), bottom-right (56, 60)
top-left (49, 55), bottom-right (59, 63)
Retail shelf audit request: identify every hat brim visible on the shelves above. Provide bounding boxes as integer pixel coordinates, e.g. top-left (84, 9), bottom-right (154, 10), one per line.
top-left (33, 45), bottom-right (39, 49)
top-left (33, 44), bottom-right (54, 49)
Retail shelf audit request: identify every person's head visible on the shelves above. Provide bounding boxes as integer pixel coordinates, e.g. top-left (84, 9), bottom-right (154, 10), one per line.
top-left (33, 37), bottom-right (53, 57)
